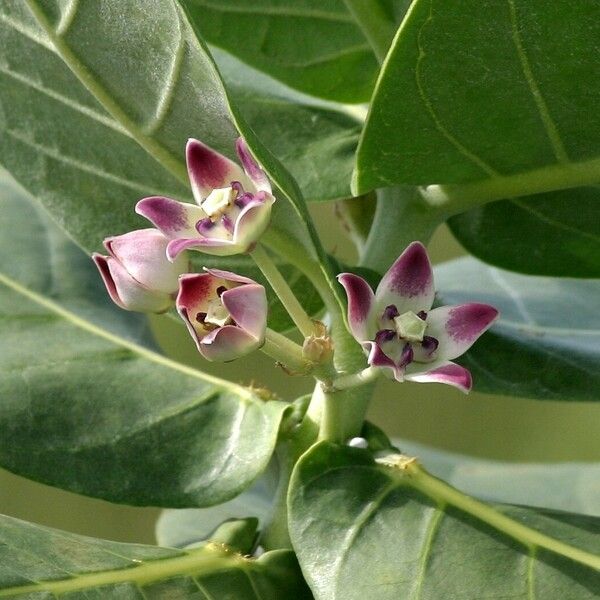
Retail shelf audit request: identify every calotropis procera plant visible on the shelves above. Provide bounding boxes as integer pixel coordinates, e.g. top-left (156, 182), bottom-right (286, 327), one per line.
top-left (0, 1), bottom-right (598, 599)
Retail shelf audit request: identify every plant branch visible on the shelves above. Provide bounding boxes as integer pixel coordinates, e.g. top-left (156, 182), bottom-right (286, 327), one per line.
top-left (330, 366), bottom-right (381, 391)
top-left (343, 0), bottom-right (396, 63)
top-left (261, 329), bottom-right (308, 373)
top-left (361, 186), bottom-right (446, 272)
top-left (251, 244), bottom-right (314, 338)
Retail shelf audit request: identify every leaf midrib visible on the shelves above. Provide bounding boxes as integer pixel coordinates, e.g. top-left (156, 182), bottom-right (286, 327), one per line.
top-left (0, 269), bottom-right (252, 399)
top-left (0, 541), bottom-right (237, 597)
top-left (23, 0), bottom-right (189, 186)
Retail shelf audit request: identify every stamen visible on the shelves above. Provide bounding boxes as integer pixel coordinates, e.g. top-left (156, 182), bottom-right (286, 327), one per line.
top-left (383, 304), bottom-right (399, 320)
top-left (234, 192), bottom-right (254, 209)
top-left (421, 335), bottom-right (439, 356)
top-left (196, 218), bottom-right (215, 235)
top-left (398, 343), bottom-right (414, 368)
top-left (375, 329), bottom-right (396, 345)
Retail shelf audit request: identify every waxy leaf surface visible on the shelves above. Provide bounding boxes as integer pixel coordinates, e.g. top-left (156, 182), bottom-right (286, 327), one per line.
top-left (289, 443), bottom-right (600, 600)
top-left (448, 187), bottom-right (600, 278)
top-left (355, 0), bottom-right (600, 203)
top-left (177, 0), bottom-right (378, 103)
top-left (436, 257), bottom-right (600, 401)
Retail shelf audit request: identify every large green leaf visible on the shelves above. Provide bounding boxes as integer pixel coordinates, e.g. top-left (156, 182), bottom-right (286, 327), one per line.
top-left (448, 186), bottom-right (600, 278)
top-left (354, 0), bottom-right (600, 203)
top-left (0, 0), bottom-right (339, 321)
top-left (289, 443), bottom-right (600, 600)
top-left (0, 515), bottom-right (312, 598)
top-left (177, 0), bottom-right (378, 103)
top-left (0, 173), bottom-right (288, 507)
top-left (435, 257), bottom-right (600, 401)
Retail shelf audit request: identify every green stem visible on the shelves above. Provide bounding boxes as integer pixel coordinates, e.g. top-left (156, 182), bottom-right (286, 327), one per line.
top-left (361, 186), bottom-right (446, 272)
top-left (250, 244), bottom-right (314, 338)
top-left (331, 366), bottom-right (381, 391)
top-left (262, 230), bottom-right (340, 316)
top-left (261, 329), bottom-right (307, 373)
top-left (316, 386), bottom-right (346, 442)
top-left (343, 0), bottom-right (396, 63)
top-left (404, 460), bottom-right (600, 571)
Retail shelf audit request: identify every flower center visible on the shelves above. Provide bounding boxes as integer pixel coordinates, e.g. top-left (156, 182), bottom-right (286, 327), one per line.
top-left (393, 311), bottom-right (427, 342)
top-left (201, 186), bottom-right (237, 220)
top-left (196, 285), bottom-right (233, 330)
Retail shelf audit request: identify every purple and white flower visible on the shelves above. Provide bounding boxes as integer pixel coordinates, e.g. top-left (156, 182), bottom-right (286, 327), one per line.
top-left (93, 228), bottom-right (188, 313)
top-left (136, 137), bottom-right (275, 259)
top-left (338, 242), bottom-right (498, 393)
top-left (177, 269), bottom-right (267, 362)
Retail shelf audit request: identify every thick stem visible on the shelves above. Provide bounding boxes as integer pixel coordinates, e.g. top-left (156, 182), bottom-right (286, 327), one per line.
top-left (361, 186), bottom-right (446, 272)
top-left (331, 366), bottom-right (381, 391)
top-left (343, 0), bottom-right (396, 63)
top-left (261, 329), bottom-right (307, 373)
top-left (250, 244), bottom-right (314, 338)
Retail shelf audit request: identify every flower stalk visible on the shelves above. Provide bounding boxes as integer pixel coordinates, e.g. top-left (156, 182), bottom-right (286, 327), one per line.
top-left (261, 329), bottom-right (309, 374)
top-left (250, 244), bottom-right (315, 338)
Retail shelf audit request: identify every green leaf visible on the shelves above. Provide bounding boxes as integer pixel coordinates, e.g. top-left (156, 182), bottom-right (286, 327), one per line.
top-left (0, 515), bottom-right (312, 599)
top-left (0, 173), bottom-right (288, 507)
top-left (213, 47), bottom-right (362, 203)
top-left (289, 442), bottom-right (600, 600)
top-left (448, 187), bottom-right (600, 278)
top-left (176, 0), bottom-right (378, 103)
top-left (0, 0), bottom-right (335, 315)
top-left (0, 0), bottom-right (215, 249)
top-left (156, 464), bottom-right (278, 548)
top-left (354, 0), bottom-right (600, 203)
top-left (435, 257), bottom-right (600, 401)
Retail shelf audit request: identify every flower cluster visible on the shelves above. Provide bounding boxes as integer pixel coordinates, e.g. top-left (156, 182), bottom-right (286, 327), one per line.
top-left (93, 137), bottom-right (497, 388)
top-left (93, 137), bottom-right (274, 361)
top-left (338, 242), bottom-right (498, 393)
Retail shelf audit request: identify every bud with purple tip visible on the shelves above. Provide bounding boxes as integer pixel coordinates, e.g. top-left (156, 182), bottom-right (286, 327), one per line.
top-left (93, 229), bottom-right (188, 313)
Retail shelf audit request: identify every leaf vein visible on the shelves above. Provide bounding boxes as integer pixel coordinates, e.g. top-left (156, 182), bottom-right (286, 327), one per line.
top-left (187, 2), bottom-right (355, 23)
top-left (143, 13), bottom-right (186, 135)
top-left (0, 64), bottom-right (128, 136)
top-left (56, 0), bottom-right (79, 37)
top-left (415, 1), bottom-right (499, 178)
top-left (507, 0), bottom-right (569, 164)
top-left (413, 505), bottom-right (445, 599)
top-left (5, 128), bottom-right (166, 197)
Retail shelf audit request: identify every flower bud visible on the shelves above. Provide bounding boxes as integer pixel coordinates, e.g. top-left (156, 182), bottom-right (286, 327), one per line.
top-left (93, 228), bottom-right (188, 313)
